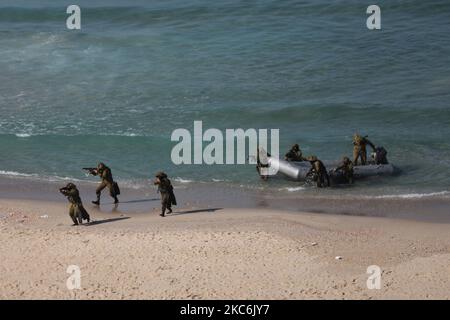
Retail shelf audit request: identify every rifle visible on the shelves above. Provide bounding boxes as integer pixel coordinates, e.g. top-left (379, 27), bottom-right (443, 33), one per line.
top-left (82, 167), bottom-right (98, 175)
top-left (59, 186), bottom-right (70, 196)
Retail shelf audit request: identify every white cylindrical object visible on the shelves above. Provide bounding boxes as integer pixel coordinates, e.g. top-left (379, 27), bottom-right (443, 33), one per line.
top-left (268, 157), bottom-right (310, 180)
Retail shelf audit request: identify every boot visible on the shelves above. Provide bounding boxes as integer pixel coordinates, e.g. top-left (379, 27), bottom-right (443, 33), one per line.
top-left (92, 194), bottom-right (100, 205)
top-left (71, 215), bottom-right (78, 226)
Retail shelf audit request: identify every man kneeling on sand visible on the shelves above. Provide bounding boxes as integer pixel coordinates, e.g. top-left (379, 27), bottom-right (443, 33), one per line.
top-left (154, 172), bottom-right (177, 217)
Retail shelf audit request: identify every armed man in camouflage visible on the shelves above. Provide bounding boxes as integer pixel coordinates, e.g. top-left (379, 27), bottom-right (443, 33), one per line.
top-left (86, 163), bottom-right (119, 205)
top-left (352, 134), bottom-right (376, 166)
top-left (334, 156), bottom-right (354, 184)
top-left (59, 183), bottom-right (90, 226)
top-left (154, 172), bottom-right (177, 217)
top-left (285, 144), bottom-right (306, 162)
top-left (306, 155), bottom-right (330, 188)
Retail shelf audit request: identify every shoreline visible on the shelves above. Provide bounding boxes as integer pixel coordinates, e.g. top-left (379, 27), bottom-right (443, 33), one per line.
top-left (1, 197), bottom-right (449, 299)
top-left (1, 175), bottom-right (450, 223)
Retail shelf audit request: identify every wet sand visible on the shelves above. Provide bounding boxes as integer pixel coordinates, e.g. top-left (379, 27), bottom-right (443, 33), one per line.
top-left (1, 177), bottom-right (449, 299)
top-left (1, 175), bottom-right (450, 222)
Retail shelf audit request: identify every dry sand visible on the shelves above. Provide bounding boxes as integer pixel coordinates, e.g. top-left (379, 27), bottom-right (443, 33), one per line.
top-left (0, 198), bottom-right (449, 299)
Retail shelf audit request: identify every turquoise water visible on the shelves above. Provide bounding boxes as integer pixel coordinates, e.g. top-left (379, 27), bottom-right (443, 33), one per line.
top-left (0, 0), bottom-right (449, 197)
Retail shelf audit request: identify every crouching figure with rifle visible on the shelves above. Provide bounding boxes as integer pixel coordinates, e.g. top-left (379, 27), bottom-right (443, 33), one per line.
top-left (59, 183), bottom-right (90, 226)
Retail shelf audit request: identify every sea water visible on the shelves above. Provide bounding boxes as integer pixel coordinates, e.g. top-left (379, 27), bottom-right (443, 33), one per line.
top-left (0, 0), bottom-right (449, 199)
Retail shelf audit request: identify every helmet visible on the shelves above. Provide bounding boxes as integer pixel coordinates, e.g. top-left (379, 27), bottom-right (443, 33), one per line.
top-left (353, 133), bottom-right (363, 144)
top-left (155, 171), bottom-right (167, 178)
top-left (66, 182), bottom-right (76, 189)
top-left (293, 143), bottom-right (299, 150)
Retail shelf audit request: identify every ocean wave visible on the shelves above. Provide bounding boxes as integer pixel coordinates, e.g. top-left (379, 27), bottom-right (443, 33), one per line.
top-left (47, 176), bottom-right (86, 183)
top-left (282, 186), bottom-right (306, 192)
top-left (174, 177), bottom-right (193, 183)
top-left (371, 191), bottom-right (450, 199)
top-left (15, 133), bottom-right (31, 138)
top-left (199, 104), bottom-right (450, 129)
top-left (115, 179), bottom-right (149, 190)
top-left (0, 170), bottom-right (88, 183)
top-left (1, 132), bottom-right (151, 138)
top-left (115, 132), bottom-right (138, 137)
top-left (1, 1), bottom-right (444, 26)
top-left (0, 3), bottom-right (297, 25)
top-left (0, 170), bottom-right (37, 177)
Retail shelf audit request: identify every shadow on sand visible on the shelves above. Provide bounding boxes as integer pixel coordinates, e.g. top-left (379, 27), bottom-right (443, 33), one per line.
top-left (119, 198), bottom-right (159, 204)
top-left (86, 217), bottom-right (130, 226)
top-left (167, 208), bottom-right (223, 216)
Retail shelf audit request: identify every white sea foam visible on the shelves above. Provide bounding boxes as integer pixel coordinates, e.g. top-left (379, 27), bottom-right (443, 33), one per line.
top-left (47, 176), bottom-right (85, 183)
top-left (11, 92), bottom-right (26, 98)
top-left (0, 170), bottom-right (35, 177)
top-left (174, 177), bottom-right (193, 183)
top-left (284, 186), bottom-right (306, 192)
top-left (116, 180), bottom-right (147, 190)
top-left (15, 133), bottom-right (31, 138)
top-left (98, 132), bottom-right (142, 137)
top-left (0, 170), bottom-right (87, 183)
top-left (371, 191), bottom-right (450, 199)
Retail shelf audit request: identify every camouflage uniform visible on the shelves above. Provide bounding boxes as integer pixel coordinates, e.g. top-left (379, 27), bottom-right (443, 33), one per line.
top-left (60, 183), bottom-right (90, 225)
top-left (335, 156), bottom-right (354, 184)
top-left (92, 163), bottom-right (118, 205)
top-left (154, 172), bottom-right (177, 217)
top-left (285, 144), bottom-right (305, 162)
top-left (353, 134), bottom-right (375, 166)
top-left (374, 146), bottom-right (388, 165)
top-left (306, 156), bottom-right (330, 188)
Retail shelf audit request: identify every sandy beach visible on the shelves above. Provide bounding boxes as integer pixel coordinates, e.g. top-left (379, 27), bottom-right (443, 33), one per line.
top-left (1, 194), bottom-right (449, 300)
